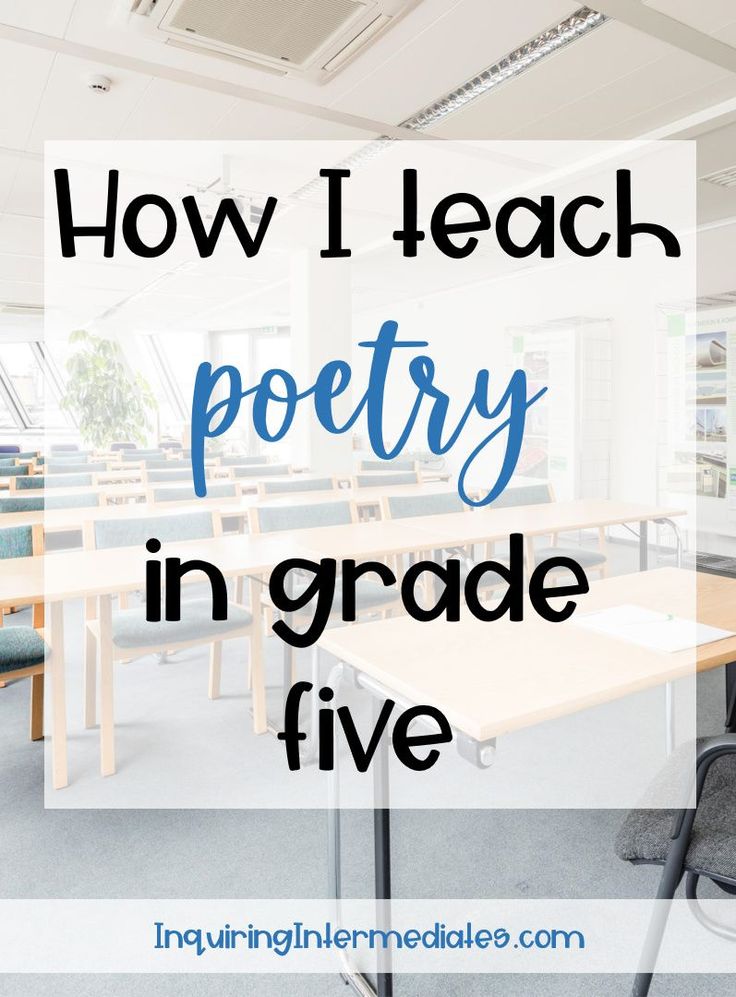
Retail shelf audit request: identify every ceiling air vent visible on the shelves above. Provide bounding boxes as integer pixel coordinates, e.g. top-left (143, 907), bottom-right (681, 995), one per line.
top-left (700, 166), bottom-right (736, 189)
top-left (128, 0), bottom-right (420, 82)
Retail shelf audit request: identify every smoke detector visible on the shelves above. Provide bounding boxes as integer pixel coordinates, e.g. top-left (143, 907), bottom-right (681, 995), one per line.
top-left (87, 74), bottom-right (112, 93)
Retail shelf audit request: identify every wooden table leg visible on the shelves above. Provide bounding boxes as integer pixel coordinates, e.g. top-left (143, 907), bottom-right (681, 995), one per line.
top-left (49, 599), bottom-right (68, 790)
top-left (248, 576), bottom-right (267, 734)
top-left (99, 593), bottom-right (115, 776)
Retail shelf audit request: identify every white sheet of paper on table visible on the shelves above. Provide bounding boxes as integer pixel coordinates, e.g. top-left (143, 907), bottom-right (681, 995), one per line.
top-left (572, 604), bottom-right (735, 653)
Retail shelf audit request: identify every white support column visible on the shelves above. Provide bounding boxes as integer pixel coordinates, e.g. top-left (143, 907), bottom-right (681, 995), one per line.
top-left (290, 250), bottom-right (353, 476)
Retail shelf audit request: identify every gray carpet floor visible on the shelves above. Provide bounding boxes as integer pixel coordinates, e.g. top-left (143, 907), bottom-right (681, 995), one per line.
top-left (1, 539), bottom-right (733, 995)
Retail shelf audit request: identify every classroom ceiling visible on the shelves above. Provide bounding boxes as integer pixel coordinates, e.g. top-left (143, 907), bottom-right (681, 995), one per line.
top-left (0, 0), bottom-right (735, 321)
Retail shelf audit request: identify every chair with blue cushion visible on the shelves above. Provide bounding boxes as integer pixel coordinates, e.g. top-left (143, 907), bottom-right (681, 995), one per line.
top-left (0, 445), bottom-right (20, 454)
top-left (46, 462), bottom-right (107, 475)
top-left (150, 482), bottom-right (240, 503)
top-left (147, 468), bottom-right (194, 483)
top-left (218, 456), bottom-right (270, 467)
top-left (0, 524), bottom-right (46, 740)
top-left (233, 463), bottom-right (291, 478)
top-left (257, 477), bottom-right (336, 497)
top-left (83, 510), bottom-right (261, 773)
top-left (0, 494), bottom-right (101, 513)
top-left (0, 466), bottom-right (30, 479)
top-left (249, 500), bottom-right (402, 747)
top-left (360, 458), bottom-right (418, 472)
top-left (11, 473), bottom-right (94, 491)
top-left (250, 501), bottom-right (401, 634)
top-left (353, 471), bottom-right (420, 488)
top-left (490, 483), bottom-right (608, 578)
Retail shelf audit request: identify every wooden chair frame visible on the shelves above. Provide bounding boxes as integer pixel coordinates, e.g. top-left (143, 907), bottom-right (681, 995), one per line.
top-left (82, 511), bottom-right (263, 775)
top-left (0, 523), bottom-right (45, 740)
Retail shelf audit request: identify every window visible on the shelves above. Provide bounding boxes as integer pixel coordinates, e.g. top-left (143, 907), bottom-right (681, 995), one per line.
top-left (0, 340), bottom-right (73, 431)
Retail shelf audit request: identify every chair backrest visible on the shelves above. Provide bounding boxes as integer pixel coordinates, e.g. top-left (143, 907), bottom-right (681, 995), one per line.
top-left (490, 483), bottom-right (552, 508)
top-left (354, 471), bottom-right (419, 488)
top-left (141, 458), bottom-right (177, 469)
top-left (50, 444), bottom-right (81, 453)
top-left (147, 468), bottom-right (194, 482)
top-left (251, 500), bottom-right (354, 534)
top-left (109, 442), bottom-right (137, 451)
top-left (383, 492), bottom-right (465, 519)
top-left (120, 450), bottom-right (165, 461)
top-left (0, 465), bottom-right (30, 478)
top-left (14, 451), bottom-right (40, 460)
top-left (233, 463), bottom-right (290, 477)
top-left (16, 474), bottom-right (93, 490)
top-left (0, 523), bottom-right (42, 558)
top-left (0, 493), bottom-right (101, 513)
top-left (219, 456), bottom-right (270, 466)
top-left (259, 477), bottom-right (335, 496)
top-left (0, 457), bottom-right (18, 465)
top-left (0, 445), bottom-right (20, 454)
top-left (360, 458), bottom-right (417, 472)
top-left (152, 483), bottom-right (238, 503)
top-left (47, 462), bottom-right (106, 474)
top-left (89, 510), bottom-right (218, 550)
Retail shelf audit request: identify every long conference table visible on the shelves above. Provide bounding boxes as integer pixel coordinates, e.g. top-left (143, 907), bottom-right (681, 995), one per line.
top-left (0, 483), bottom-right (464, 536)
top-left (1, 499), bottom-right (687, 790)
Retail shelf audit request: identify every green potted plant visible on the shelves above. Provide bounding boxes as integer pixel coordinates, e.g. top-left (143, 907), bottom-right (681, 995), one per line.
top-left (61, 330), bottom-right (157, 449)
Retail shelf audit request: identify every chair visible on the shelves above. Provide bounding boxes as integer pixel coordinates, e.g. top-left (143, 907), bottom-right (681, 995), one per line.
top-left (360, 459), bottom-right (418, 472)
top-left (233, 463), bottom-right (291, 477)
top-left (380, 491), bottom-right (489, 597)
top-left (50, 444), bottom-right (81, 453)
top-left (616, 735), bottom-right (736, 995)
top-left (249, 502), bottom-right (401, 631)
top-left (0, 524), bottom-right (46, 741)
top-left (11, 474), bottom-right (93, 491)
top-left (382, 492), bottom-right (465, 519)
top-left (218, 456), bottom-right (270, 467)
top-left (147, 468), bottom-right (195, 483)
top-left (249, 500), bottom-right (402, 752)
top-left (0, 466), bottom-right (30, 479)
top-left (0, 494), bottom-right (101, 513)
top-left (46, 462), bottom-right (107, 474)
top-left (257, 477), bottom-right (336, 497)
top-left (490, 483), bottom-right (608, 578)
top-left (0, 445), bottom-right (20, 454)
top-left (83, 510), bottom-right (261, 772)
top-left (151, 482), bottom-right (240, 503)
top-left (353, 471), bottom-right (420, 488)
top-left (109, 442), bottom-right (137, 451)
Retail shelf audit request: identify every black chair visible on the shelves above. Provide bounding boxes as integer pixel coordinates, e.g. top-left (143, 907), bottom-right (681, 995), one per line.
top-left (617, 732), bottom-right (736, 994)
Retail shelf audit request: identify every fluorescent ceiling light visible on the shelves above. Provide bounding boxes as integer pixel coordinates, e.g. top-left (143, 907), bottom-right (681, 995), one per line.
top-left (293, 6), bottom-right (607, 200)
top-left (401, 6), bottom-right (608, 131)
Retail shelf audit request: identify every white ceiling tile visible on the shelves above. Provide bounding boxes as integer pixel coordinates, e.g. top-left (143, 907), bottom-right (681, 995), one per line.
top-left (644, 0), bottom-right (736, 35)
top-left (117, 78), bottom-right (238, 139)
top-left (0, 252), bottom-right (43, 284)
top-left (0, 0), bottom-right (77, 38)
top-left (26, 54), bottom-right (152, 153)
top-left (0, 40), bottom-right (55, 149)
top-left (0, 151), bottom-right (23, 211)
top-left (4, 157), bottom-right (43, 217)
top-left (0, 214), bottom-right (42, 257)
top-left (0, 278), bottom-right (42, 306)
top-left (329, 0), bottom-right (578, 124)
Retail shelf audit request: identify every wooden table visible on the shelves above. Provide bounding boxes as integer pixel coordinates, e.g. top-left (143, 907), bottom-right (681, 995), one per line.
top-left (2, 532), bottom-right (297, 788)
top-left (4, 498), bottom-right (686, 790)
top-left (317, 567), bottom-right (736, 997)
top-left (318, 567), bottom-right (734, 742)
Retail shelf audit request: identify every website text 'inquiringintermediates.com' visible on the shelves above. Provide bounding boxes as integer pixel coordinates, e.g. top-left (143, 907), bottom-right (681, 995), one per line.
top-left (0, 900), bottom-right (734, 974)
